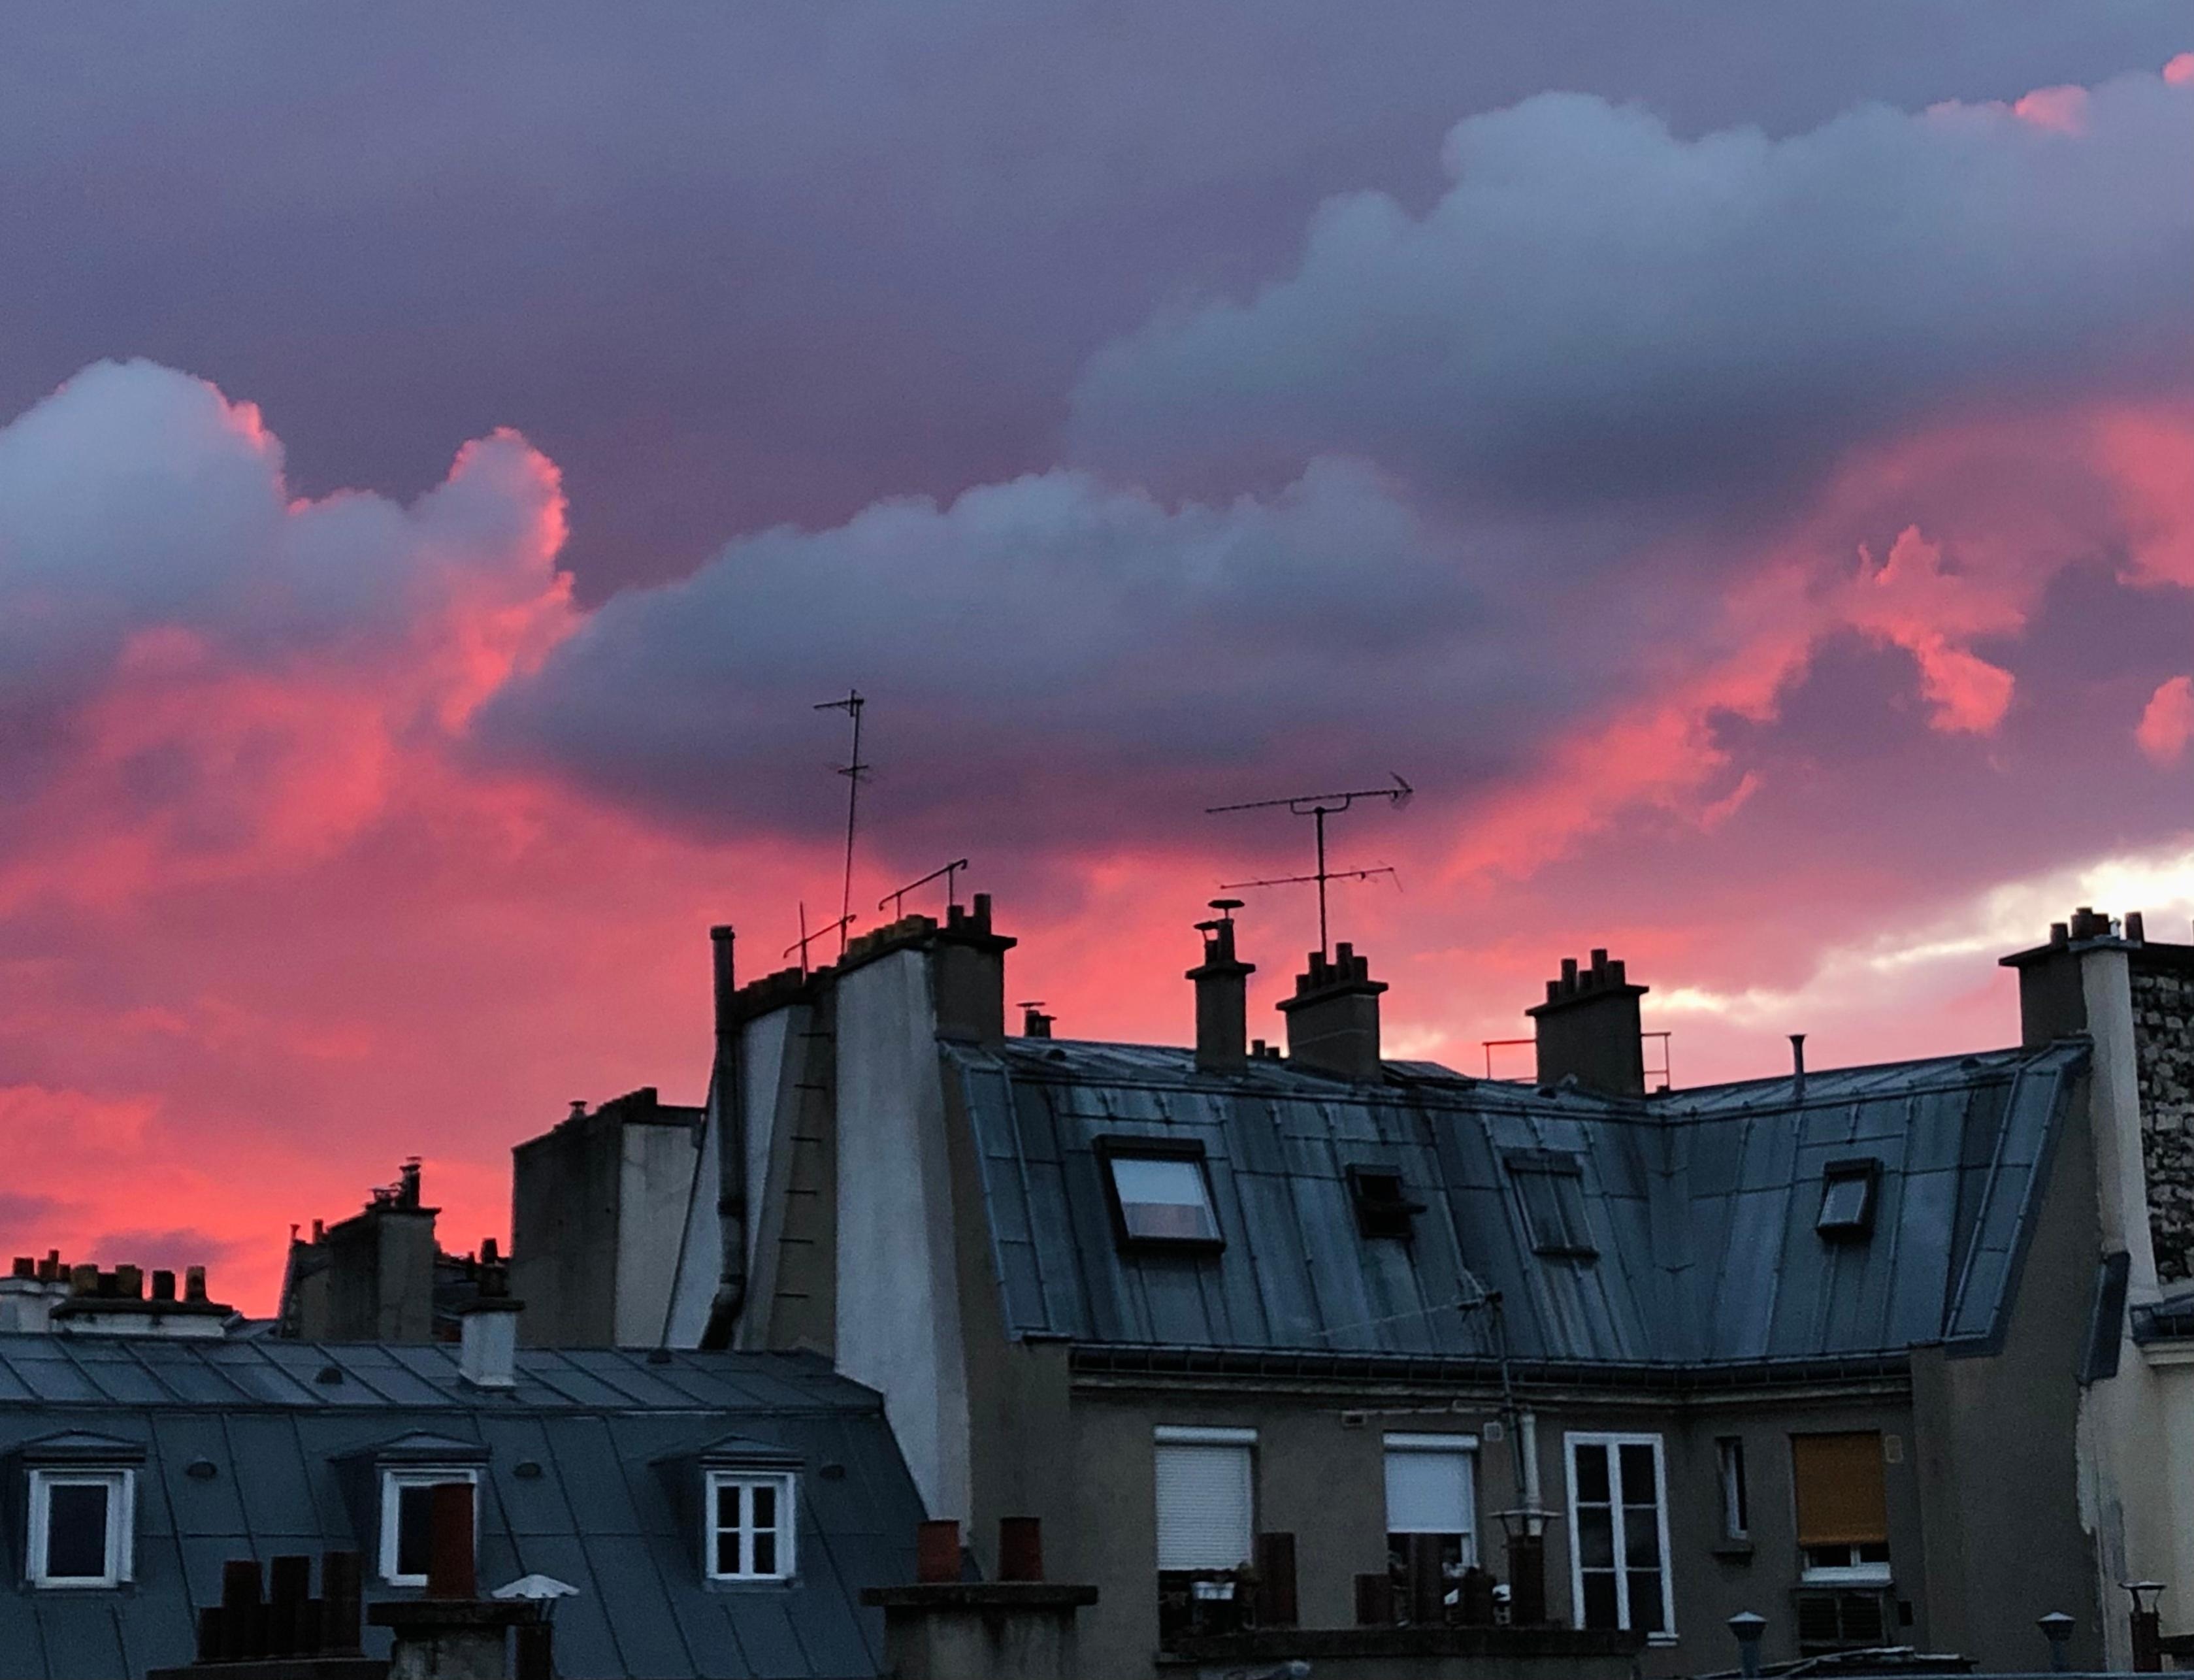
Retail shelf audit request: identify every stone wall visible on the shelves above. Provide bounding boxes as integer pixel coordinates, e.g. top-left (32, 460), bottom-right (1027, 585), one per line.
top-left (2131, 965), bottom-right (2194, 1283)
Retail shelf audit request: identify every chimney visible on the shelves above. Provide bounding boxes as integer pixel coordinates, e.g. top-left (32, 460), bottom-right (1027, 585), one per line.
top-left (1187, 900), bottom-right (1256, 1073)
top-left (458, 1246), bottom-right (523, 1389)
top-left (2002, 908), bottom-right (2157, 1307)
top-left (1789, 1034), bottom-right (1807, 1098)
top-left (933, 893), bottom-right (1017, 1043)
top-left (1020, 1002), bottom-right (1054, 1038)
top-left (1276, 944), bottom-right (1386, 1081)
top-left (1527, 949), bottom-right (1649, 1097)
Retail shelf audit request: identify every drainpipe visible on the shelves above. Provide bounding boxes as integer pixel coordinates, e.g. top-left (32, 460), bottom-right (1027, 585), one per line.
top-left (700, 925), bottom-right (747, 1349)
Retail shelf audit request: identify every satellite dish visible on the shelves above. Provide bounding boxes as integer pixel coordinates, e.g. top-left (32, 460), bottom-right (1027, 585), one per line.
top-left (492, 1573), bottom-right (580, 1602)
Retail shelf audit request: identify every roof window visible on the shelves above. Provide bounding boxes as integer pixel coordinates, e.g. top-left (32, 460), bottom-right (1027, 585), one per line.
top-left (1097, 1138), bottom-right (1223, 1251)
top-left (1348, 1166), bottom-right (1424, 1240)
top-left (29, 1468), bottom-right (135, 1588)
top-left (1505, 1150), bottom-right (1596, 1259)
top-left (379, 1468), bottom-right (478, 1586)
top-left (1817, 1159), bottom-right (1879, 1239)
top-left (706, 1470), bottom-right (797, 1582)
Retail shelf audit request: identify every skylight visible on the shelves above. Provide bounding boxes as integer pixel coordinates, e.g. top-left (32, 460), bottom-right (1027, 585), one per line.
top-left (1507, 1151), bottom-right (1596, 1259)
top-left (1817, 1160), bottom-right (1879, 1238)
top-left (1100, 1143), bottom-right (1223, 1249)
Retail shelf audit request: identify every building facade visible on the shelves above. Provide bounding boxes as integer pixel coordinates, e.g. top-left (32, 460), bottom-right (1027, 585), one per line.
top-left (557, 895), bottom-right (2150, 1678)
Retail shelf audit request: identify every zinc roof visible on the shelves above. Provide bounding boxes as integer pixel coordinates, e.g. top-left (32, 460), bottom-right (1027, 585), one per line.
top-left (947, 1036), bottom-right (2086, 1372)
top-left (0, 1342), bottom-right (919, 1680)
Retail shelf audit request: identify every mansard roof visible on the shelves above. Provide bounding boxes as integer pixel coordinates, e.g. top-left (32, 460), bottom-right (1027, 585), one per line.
top-left (945, 1035), bottom-right (2086, 1376)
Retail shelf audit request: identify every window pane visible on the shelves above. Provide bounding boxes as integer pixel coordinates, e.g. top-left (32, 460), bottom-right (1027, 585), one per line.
top-left (1820, 1174), bottom-right (1871, 1229)
top-left (397, 1485), bottom-right (436, 1579)
top-left (1552, 1174), bottom-right (1592, 1248)
top-left (751, 1481), bottom-right (777, 1532)
top-left (45, 1483), bottom-right (110, 1579)
top-left (1573, 1444), bottom-right (1609, 1504)
top-left (1577, 1506), bottom-right (1615, 1570)
top-left (1624, 1506), bottom-right (1662, 1568)
top-left (1111, 1157), bottom-right (1219, 1243)
top-left (1718, 1438), bottom-right (1748, 1537)
top-left (1618, 1443), bottom-right (1656, 1498)
top-left (716, 1481), bottom-right (740, 1532)
top-left (752, 1528), bottom-right (777, 1576)
top-left (1581, 1571), bottom-right (1620, 1629)
top-left (1628, 1570), bottom-right (1666, 1634)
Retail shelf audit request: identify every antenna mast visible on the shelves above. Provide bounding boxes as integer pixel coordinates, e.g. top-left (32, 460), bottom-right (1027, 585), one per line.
top-left (813, 690), bottom-right (868, 958)
top-left (1208, 774), bottom-right (1413, 956)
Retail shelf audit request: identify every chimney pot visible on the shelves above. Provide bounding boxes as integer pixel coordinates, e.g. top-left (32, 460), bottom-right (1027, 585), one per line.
top-left (917, 1519), bottom-right (962, 1584)
top-left (152, 1270), bottom-right (176, 1301)
top-left (998, 1516), bottom-right (1044, 1583)
top-left (1188, 910), bottom-right (1257, 1072)
top-left (2128, 911), bottom-right (2148, 943)
top-left (1790, 1034), bottom-right (1807, 1091)
top-left (70, 1263), bottom-right (97, 1296)
top-left (186, 1266), bottom-right (208, 1303)
top-left (115, 1264), bottom-right (143, 1300)
top-left (10, 1257), bottom-right (30, 1280)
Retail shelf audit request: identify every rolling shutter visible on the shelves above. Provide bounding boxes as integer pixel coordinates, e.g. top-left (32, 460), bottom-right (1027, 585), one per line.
top-left (1793, 1433), bottom-right (1888, 1547)
top-left (1154, 1428), bottom-right (1254, 1570)
top-left (1384, 1436), bottom-right (1475, 1535)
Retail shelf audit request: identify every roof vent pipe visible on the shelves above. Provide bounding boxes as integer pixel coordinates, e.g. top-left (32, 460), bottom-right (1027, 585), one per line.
top-left (1790, 1034), bottom-right (1807, 1098)
top-left (1188, 900), bottom-right (1256, 1073)
top-left (702, 924), bottom-right (747, 1351)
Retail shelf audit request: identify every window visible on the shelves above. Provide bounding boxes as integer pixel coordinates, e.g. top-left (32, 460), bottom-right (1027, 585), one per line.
top-left (1565, 1434), bottom-right (1671, 1636)
top-left (1817, 1159), bottom-right (1879, 1238)
top-left (1793, 1432), bottom-right (1890, 1583)
top-left (706, 1471), bottom-right (796, 1581)
top-left (27, 1469), bottom-right (133, 1588)
top-left (1385, 1434), bottom-right (1477, 1620)
top-left (378, 1468), bottom-right (478, 1586)
top-left (1154, 1426), bottom-right (1254, 1642)
top-left (1100, 1139), bottom-right (1222, 1249)
top-left (1507, 1151), bottom-right (1596, 1257)
top-left (1716, 1438), bottom-right (1749, 1541)
top-left (1349, 1167), bottom-right (1425, 1240)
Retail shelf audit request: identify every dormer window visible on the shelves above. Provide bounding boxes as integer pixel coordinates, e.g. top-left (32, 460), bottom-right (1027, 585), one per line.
top-left (28, 1468), bottom-right (134, 1588)
top-left (1349, 1166), bottom-right (1424, 1240)
top-left (379, 1468), bottom-right (479, 1586)
top-left (706, 1470), bottom-right (796, 1581)
top-left (1506, 1150), bottom-right (1596, 1259)
top-left (1817, 1160), bottom-right (1879, 1239)
top-left (1097, 1138), bottom-right (1222, 1251)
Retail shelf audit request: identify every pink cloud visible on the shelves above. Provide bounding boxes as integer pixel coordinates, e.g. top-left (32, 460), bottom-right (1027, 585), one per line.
top-left (2139, 676), bottom-right (2194, 764)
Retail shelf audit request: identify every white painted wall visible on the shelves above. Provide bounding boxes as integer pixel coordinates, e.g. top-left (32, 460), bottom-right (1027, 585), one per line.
top-left (662, 1006), bottom-right (796, 1348)
top-left (615, 1120), bottom-right (706, 1346)
top-left (834, 947), bottom-right (970, 1522)
top-left (663, 1102), bottom-right (719, 1348)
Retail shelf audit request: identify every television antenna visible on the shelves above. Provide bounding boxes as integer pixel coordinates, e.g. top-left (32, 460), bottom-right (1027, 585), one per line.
top-left (784, 900), bottom-right (859, 977)
top-left (813, 691), bottom-right (869, 959)
top-left (1207, 774), bottom-right (1412, 957)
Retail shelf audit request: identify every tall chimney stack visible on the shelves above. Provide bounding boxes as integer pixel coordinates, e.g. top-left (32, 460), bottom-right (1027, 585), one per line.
top-left (1187, 900), bottom-right (1256, 1073)
top-left (1277, 943), bottom-right (1386, 1081)
top-left (934, 893), bottom-right (1017, 1043)
top-left (1527, 948), bottom-right (1649, 1096)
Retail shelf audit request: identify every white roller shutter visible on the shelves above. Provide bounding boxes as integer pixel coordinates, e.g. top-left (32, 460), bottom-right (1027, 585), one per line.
top-left (1154, 1428), bottom-right (1254, 1571)
top-left (1384, 1434), bottom-right (1476, 1537)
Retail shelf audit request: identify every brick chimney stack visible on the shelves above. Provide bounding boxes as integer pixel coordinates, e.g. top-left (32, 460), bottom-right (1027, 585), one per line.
top-left (1528, 949), bottom-right (1648, 1096)
top-left (1277, 944), bottom-right (1386, 1081)
top-left (1187, 901), bottom-right (1256, 1073)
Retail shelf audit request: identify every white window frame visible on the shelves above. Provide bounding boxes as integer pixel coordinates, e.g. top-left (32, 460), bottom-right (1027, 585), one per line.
top-left (1565, 1432), bottom-right (1675, 1640)
top-left (378, 1467), bottom-right (480, 1586)
top-left (1800, 1543), bottom-right (1892, 1586)
top-left (27, 1468), bottom-right (134, 1589)
top-left (1716, 1437), bottom-right (1749, 1541)
top-left (704, 1470), bottom-right (797, 1583)
top-left (1383, 1432), bottom-right (1480, 1566)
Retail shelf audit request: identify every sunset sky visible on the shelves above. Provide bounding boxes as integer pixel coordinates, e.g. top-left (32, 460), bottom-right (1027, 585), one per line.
top-left (3, 5), bottom-right (2191, 1311)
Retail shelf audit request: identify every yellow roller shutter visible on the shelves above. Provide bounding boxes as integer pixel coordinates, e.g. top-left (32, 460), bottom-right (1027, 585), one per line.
top-left (1793, 1432), bottom-right (1888, 1546)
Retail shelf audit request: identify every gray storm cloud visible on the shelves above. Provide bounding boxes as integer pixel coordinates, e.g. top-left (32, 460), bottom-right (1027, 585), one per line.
top-left (1067, 69), bottom-right (2194, 502)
